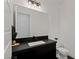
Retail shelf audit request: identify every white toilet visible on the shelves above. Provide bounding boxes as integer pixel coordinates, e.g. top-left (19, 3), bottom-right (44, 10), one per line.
top-left (56, 47), bottom-right (69, 59)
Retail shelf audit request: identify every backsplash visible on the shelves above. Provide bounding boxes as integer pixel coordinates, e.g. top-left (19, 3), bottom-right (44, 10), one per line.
top-left (15, 36), bottom-right (48, 43)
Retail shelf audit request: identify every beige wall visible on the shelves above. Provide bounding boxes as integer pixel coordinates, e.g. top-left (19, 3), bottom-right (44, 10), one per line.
top-left (46, 0), bottom-right (75, 58)
top-left (59, 0), bottom-right (75, 57)
top-left (4, 0), bottom-right (13, 59)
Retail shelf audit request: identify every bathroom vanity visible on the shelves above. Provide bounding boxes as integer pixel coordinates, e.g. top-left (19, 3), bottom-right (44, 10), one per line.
top-left (12, 36), bottom-right (56, 59)
top-left (11, 5), bottom-right (57, 59)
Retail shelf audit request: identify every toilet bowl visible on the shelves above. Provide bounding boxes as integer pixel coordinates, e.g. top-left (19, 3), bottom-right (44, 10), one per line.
top-left (56, 47), bottom-right (69, 59)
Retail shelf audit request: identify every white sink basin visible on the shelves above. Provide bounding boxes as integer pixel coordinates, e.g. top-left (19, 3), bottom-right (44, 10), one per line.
top-left (28, 41), bottom-right (46, 47)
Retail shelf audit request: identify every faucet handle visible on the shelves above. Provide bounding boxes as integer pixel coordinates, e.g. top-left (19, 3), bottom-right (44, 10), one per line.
top-left (33, 36), bottom-right (36, 39)
top-left (54, 38), bottom-right (58, 41)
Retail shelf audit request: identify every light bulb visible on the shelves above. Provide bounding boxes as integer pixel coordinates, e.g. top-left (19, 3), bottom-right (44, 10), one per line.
top-left (34, 4), bottom-right (37, 7)
top-left (28, 1), bottom-right (31, 5)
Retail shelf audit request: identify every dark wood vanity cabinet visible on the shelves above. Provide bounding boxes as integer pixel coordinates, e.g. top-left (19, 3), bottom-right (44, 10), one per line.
top-left (12, 39), bottom-right (56, 59)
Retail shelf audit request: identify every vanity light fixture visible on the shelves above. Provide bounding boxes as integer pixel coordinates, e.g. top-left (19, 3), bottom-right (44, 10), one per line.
top-left (28, 0), bottom-right (41, 7)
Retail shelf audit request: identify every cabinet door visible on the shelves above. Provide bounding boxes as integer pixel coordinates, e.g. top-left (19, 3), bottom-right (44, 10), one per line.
top-left (34, 42), bottom-right (56, 58)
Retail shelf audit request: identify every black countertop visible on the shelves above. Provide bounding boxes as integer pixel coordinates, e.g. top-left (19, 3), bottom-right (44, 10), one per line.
top-left (12, 39), bottom-right (56, 55)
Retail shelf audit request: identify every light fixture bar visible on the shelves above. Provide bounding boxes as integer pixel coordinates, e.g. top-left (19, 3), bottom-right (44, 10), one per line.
top-left (28, 0), bottom-right (41, 7)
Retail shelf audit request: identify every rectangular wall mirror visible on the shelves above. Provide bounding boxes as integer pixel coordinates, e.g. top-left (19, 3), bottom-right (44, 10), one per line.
top-left (14, 5), bottom-right (49, 39)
